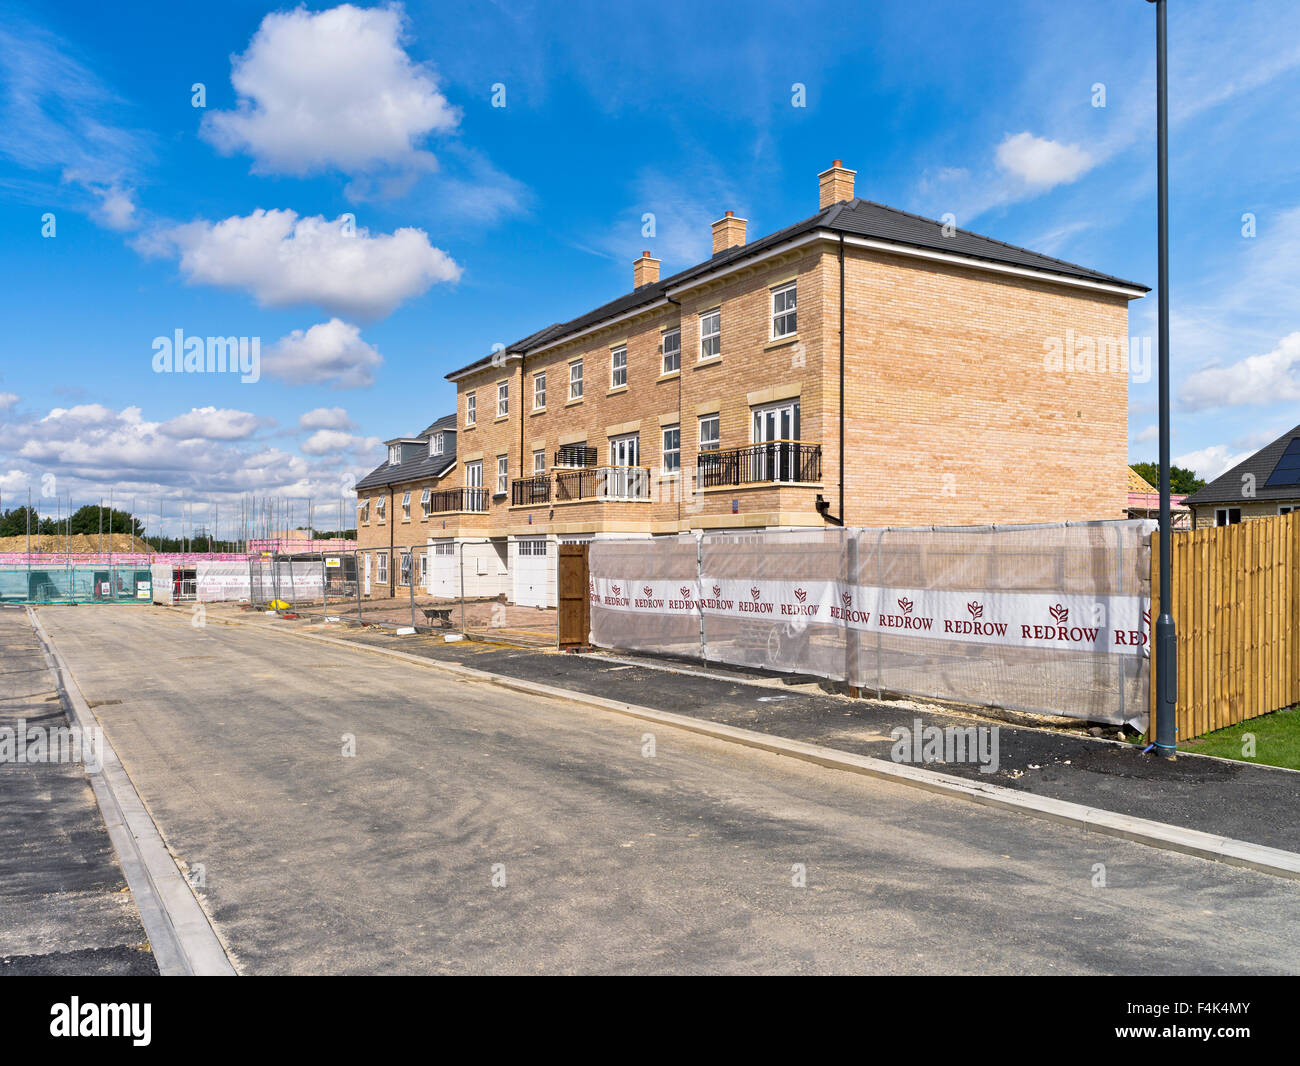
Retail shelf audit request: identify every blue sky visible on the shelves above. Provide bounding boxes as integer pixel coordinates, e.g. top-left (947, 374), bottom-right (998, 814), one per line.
top-left (1, 0), bottom-right (1298, 535)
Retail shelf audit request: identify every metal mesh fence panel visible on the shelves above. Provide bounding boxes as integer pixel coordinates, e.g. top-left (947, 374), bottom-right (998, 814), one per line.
top-left (589, 520), bottom-right (1153, 726)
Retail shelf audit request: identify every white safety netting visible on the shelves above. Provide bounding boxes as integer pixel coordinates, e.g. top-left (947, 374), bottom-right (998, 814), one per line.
top-left (590, 520), bottom-right (1153, 726)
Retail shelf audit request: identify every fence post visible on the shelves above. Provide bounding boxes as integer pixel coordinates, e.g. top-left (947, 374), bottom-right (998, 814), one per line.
top-left (846, 531), bottom-right (860, 697)
top-left (1149, 531), bottom-right (1160, 741)
top-left (355, 549), bottom-right (363, 625)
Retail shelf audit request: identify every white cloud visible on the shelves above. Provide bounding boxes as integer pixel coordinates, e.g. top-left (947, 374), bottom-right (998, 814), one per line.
top-left (159, 407), bottom-right (268, 441)
top-left (153, 209), bottom-right (459, 320)
top-left (1132, 424), bottom-right (1159, 444)
top-left (0, 20), bottom-right (146, 229)
top-left (995, 132), bottom-right (1094, 190)
top-left (301, 429), bottom-right (370, 456)
top-left (298, 407), bottom-right (356, 431)
top-left (1175, 445), bottom-right (1253, 482)
top-left (0, 469), bottom-right (27, 493)
top-left (0, 392), bottom-right (19, 411)
top-left (264, 319), bottom-right (384, 388)
top-left (1179, 332), bottom-right (1300, 411)
top-left (202, 3), bottom-right (458, 179)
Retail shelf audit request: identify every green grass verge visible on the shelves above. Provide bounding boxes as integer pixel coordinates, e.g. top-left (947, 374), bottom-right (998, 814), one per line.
top-left (1129, 704), bottom-right (1300, 770)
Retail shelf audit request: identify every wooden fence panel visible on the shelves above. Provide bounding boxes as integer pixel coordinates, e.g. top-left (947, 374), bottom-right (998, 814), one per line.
top-left (1151, 512), bottom-right (1299, 741)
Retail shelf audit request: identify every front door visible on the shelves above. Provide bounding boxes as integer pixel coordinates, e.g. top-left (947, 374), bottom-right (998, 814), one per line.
top-left (752, 401), bottom-right (800, 481)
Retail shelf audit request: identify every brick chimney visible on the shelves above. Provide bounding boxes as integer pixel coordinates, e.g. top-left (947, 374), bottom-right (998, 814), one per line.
top-left (818, 159), bottom-right (856, 209)
top-left (711, 211), bottom-right (747, 255)
top-left (633, 250), bottom-right (660, 288)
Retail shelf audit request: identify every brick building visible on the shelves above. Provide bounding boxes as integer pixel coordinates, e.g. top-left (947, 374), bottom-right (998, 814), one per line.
top-left (356, 160), bottom-right (1147, 606)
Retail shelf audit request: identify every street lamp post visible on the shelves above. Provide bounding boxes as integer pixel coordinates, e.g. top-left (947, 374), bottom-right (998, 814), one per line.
top-left (1149, 0), bottom-right (1177, 757)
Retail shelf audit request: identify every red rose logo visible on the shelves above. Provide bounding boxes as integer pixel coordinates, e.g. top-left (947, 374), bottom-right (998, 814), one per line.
top-left (967, 602), bottom-right (983, 619)
top-left (842, 592), bottom-right (852, 608)
top-left (611, 584), bottom-right (621, 597)
top-left (712, 584), bottom-right (722, 598)
top-left (643, 586), bottom-right (654, 598)
top-left (1049, 604), bottom-right (1069, 624)
top-left (680, 586), bottom-right (692, 600)
top-left (898, 597), bottom-right (913, 614)
top-left (794, 587), bottom-right (807, 603)
top-left (750, 586), bottom-right (761, 602)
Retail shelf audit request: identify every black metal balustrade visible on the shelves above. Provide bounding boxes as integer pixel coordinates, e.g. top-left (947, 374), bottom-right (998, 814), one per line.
top-left (696, 441), bottom-right (822, 487)
top-left (429, 487), bottom-right (488, 513)
top-left (511, 475), bottom-right (551, 505)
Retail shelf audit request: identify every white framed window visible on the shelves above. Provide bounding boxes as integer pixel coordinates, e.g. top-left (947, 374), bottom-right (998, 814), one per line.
top-left (771, 282), bottom-right (797, 339)
top-left (699, 308), bottom-right (721, 360)
top-left (610, 346), bottom-right (627, 389)
top-left (698, 414), bottom-right (720, 452)
top-left (466, 392), bottom-right (476, 426)
top-left (662, 424), bottom-right (680, 474)
top-left (432, 540), bottom-right (454, 555)
top-left (661, 328), bottom-right (681, 374)
top-left (517, 537), bottom-right (547, 557)
top-left (420, 488), bottom-right (432, 517)
top-left (1279, 505), bottom-right (1296, 515)
top-left (465, 460), bottom-right (483, 487)
top-left (569, 359), bottom-right (583, 400)
top-left (497, 455), bottom-right (508, 495)
top-left (533, 449), bottom-right (545, 474)
top-left (399, 550), bottom-right (412, 586)
top-left (401, 491), bottom-right (411, 520)
top-left (534, 372), bottom-right (546, 409)
top-left (1215, 507), bottom-right (1242, 526)
top-left (376, 496), bottom-right (386, 522)
top-left (376, 551), bottom-right (388, 584)
top-left (359, 499), bottom-right (370, 523)
top-left (419, 551), bottom-right (429, 584)
top-left (429, 433), bottom-right (444, 457)
top-left (389, 444), bottom-right (401, 465)
top-left (497, 381), bottom-right (509, 417)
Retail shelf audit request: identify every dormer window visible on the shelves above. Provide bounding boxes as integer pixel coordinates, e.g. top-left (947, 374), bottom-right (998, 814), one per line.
top-left (429, 432), bottom-right (444, 457)
top-left (389, 444), bottom-right (401, 465)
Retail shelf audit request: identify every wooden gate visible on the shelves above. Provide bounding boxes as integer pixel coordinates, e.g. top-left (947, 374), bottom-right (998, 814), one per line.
top-left (1151, 511), bottom-right (1300, 741)
top-left (557, 543), bottom-right (591, 649)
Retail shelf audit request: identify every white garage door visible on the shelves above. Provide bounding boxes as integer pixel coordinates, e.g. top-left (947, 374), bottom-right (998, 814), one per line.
top-left (429, 541), bottom-right (456, 597)
top-left (513, 537), bottom-right (550, 608)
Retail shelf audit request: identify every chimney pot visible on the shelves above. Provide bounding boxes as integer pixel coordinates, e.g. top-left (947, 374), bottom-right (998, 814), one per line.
top-left (818, 159), bottom-right (857, 209)
top-left (711, 212), bottom-right (747, 255)
top-left (633, 250), bottom-right (660, 289)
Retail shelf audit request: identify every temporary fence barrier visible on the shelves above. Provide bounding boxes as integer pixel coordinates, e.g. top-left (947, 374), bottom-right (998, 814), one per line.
top-left (589, 520), bottom-right (1154, 727)
top-left (0, 564), bottom-right (154, 605)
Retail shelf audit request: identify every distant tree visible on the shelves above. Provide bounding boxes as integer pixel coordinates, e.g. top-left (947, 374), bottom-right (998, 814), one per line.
top-left (1132, 462), bottom-right (1206, 496)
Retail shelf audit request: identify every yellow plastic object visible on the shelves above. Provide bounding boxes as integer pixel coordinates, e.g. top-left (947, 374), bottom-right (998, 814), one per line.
top-left (268, 599), bottom-right (291, 610)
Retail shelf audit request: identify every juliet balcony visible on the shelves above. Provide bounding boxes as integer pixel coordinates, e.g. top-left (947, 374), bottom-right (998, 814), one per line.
top-left (696, 441), bottom-right (822, 487)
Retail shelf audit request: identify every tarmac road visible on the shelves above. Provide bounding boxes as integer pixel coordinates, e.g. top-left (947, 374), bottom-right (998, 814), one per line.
top-left (33, 605), bottom-right (1300, 975)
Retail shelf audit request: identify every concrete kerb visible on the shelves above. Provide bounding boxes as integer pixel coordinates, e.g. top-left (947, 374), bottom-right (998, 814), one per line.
top-left (27, 608), bottom-right (238, 976)
top-left (197, 609), bottom-right (1300, 883)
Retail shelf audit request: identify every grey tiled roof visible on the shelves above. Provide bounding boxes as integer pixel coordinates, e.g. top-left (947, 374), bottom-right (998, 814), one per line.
top-left (1182, 424), bottom-right (1300, 506)
top-left (354, 415), bottom-right (457, 493)
top-left (446, 197), bottom-right (1148, 380)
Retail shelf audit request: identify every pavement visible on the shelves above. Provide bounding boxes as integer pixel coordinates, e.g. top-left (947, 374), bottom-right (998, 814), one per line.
top-left (0, 607), bottom-right (157, 976)
top-left (27, 604), bottom-right (1300, 974)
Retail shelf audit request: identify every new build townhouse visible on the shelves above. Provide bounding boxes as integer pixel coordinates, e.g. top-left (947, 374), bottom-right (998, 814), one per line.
top-left (355, 160), bottom-right (1148, 607)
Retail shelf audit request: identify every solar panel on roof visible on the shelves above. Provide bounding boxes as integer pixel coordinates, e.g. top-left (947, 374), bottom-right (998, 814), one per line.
top-left (1264, 437), bottom-right (1300, 488)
